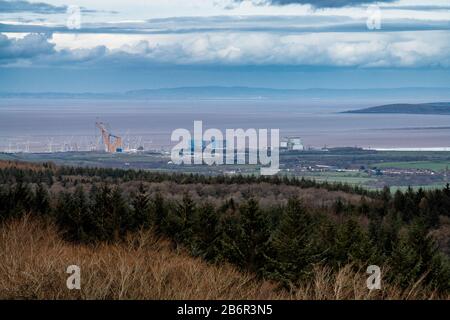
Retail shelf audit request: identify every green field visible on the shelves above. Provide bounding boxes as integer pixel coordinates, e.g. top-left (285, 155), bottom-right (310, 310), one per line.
top-left (1, 150), bottom-right (449, 190)
top-left (389, 184), bottom-right (449, 192)
top-left (296, 172), bottom-right (376, 186)
top-left (375, 161), bottom-right (450, 171)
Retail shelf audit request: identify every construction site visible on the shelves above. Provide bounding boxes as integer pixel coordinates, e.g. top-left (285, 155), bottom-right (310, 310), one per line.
top-left (1, 121), bottom-right (148, 154)
top-left (96, 122), bottom-right (123, 153)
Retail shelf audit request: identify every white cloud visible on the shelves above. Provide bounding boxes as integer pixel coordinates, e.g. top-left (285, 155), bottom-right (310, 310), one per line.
top-left (23, 30), bottom-right (442, 68)
top-left (1, 0), bottom-right (449, 70)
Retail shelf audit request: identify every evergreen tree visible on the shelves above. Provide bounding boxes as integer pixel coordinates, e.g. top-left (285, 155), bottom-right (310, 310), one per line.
top-left (358, 196), bottom-right (370, 215)
top-left (90, 184), bottom-right (117, 241)
top-left (111, 187), bottom-right (131, 238)
top-left (402, 187), bottom-right (417, 222)
top-left (237, 198), bottom-right (271, 274)
top-left (33, 183), bottom-right (51, 216)
top-left (382, 210), bottom-right (402, 256)
top-left (421, 192), bottom-right (439, 228)
top-left (215, 207), bottom-right (242, 264)
top-left (130, 183), bottom-right (152, 230)
top-left (334, 218), bottom-right (373, 264)
top-left (368, 212), bottom-right (383, 259)
top-left (56, 186), bottom-right (92, 242)
top-left (0, 185), bottom-right (11, 221)
top-left (270, 197), bottom-right (321, 284)
top-left (152, 192), bottom-right (167, 234)
top-left (165, 192), bottom-right (196, 245)
top-left (10, 183), bottom-right (33, 218)
top-left (192, 202), bottom-right (220, 260)
top-left (381, 186), bottom-right (391, 203)
top-left (393, 189), bottom-right (406, 213)
top-left (389, 218), bottom-right (450, 291)
top-left (332, 198), bottom-right (344, 215)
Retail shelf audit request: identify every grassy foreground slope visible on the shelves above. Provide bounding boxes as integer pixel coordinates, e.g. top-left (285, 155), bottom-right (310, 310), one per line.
top-left (0, 217), bottom-right (446, 300)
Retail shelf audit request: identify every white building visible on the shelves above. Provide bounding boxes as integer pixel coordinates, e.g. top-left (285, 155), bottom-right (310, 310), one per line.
top-left (288, 137), bottom-right (304, 151)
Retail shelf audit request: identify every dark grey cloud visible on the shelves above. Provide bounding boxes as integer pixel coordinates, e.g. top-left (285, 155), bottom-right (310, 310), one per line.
top-left (0, 0), bottom-right (67, 14)
top-left (0, 1), bottom-right (113, 15)
top-left (0, 33), bottom-right (111, 66)
top-left (0, 33), bottom-right (55, 62)
top-left (237, 0), bottom-right (397, 8)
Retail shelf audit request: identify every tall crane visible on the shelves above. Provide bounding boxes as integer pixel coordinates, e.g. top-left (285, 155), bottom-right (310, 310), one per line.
top-left (96, 122), bottom-right (123, 153)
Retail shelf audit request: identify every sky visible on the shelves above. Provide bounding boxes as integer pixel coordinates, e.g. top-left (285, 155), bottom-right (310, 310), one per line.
top-left (0, 0), bottom-right (449, 92)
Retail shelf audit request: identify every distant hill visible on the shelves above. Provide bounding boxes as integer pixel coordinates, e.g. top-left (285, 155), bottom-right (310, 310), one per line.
top-left (1, 87), bottom-right (450, 101)
top-left (344, 102), bottom-right (450, 115)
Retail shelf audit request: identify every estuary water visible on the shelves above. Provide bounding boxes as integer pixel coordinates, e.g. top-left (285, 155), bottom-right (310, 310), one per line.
top-left (0, 99), bottom-right (449, 153)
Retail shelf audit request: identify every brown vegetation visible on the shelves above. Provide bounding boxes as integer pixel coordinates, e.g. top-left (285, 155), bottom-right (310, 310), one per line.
top-left (0, 216), bottom-right (447, 300)
top-left (0, 160), bottom-right (50, 171)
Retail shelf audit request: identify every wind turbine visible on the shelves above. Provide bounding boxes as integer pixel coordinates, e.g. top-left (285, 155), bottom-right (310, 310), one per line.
top-left (47, 138), bottom-right (55, 153)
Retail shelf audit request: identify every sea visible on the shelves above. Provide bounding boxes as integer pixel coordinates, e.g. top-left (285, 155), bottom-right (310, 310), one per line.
top-left (0, 99), bottom-right (449, 153)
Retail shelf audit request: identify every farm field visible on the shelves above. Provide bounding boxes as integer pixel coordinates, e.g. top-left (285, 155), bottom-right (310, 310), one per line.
top-left (374, 161), bottom-right (450, 171)
top-left (1, 149), bottom-right (449, 189)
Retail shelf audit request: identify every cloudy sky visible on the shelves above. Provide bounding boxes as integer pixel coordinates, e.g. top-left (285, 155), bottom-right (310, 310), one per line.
top-left (1, 0), bottom-right (449, 92)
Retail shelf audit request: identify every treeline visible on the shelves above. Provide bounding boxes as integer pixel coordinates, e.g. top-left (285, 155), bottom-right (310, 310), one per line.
top-left (0, 161), bottom-right (449, 292)
top-left (0, 161), bottom-right (375, 196)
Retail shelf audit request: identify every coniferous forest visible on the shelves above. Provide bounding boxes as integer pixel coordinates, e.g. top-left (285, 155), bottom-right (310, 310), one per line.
top-left (1, 160), bottom-right (449, 298)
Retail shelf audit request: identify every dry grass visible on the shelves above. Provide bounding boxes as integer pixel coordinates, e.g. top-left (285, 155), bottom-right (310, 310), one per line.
top-left (0, 216), bottom-right (447, 300)
top-left (0, 216), bottom-right (283, 299)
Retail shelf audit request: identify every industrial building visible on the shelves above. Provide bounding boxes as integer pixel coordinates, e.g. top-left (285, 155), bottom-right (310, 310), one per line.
top-left (280, 137), bottom-right (304, 151)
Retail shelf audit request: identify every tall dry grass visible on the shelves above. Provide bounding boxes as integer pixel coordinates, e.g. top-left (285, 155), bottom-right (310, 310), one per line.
top-left (0, 216), bottom-right (447, 300)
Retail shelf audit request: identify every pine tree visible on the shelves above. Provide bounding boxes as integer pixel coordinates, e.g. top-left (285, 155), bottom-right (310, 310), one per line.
top-left (420, 192), bottom-right (439, 228)
top-left (215, 207), bottom-right (242, 264)
top-left (192, 203), bottom-right (220, 260)
top-left (388, 236), bottom-right (421, 288)
top-left (368, 212), bottom-right (383, 258)
top-left (165, 192), bottom-right (196, 245)
top-left (90, 184), bottom-right (117, 241)
top-left (0, 185), bottom-right (10, 221)
top-left (152, 192), bottom-right (167, 234)
top-left (33, 183), bottom-right (50, 216)
top-left (334, 218), bottom-right (373, 264)
top-left (111, 187), bottom-right (131, 238)
top-left (402, 187), bottom-right (417, 222)
top-left (130, 183), bottom-right (152, 230)
top-left (11, 183), bottom-right (33, 218)
top-left (237, 198), bottom-right (271, 274)
top-left (389, 218), bottom-right (450, 290)
top-left (270, 197), bottom-right (320, 284)
top-left (393, 189), bottom-right (406, 213)
top-left (382, 210), bottom-right (401, 256)
top-left (332, 198), bottom-right (345, 215)
top-left (381, 185), bottom-right (391, 202)
top-left (56, 186), bottom-right (92, 242)
top-left (358, 196), bottom-right (370, 215)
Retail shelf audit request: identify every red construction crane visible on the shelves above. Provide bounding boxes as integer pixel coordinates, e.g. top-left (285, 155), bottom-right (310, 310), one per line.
top-left (95, 122), bottom-right (123, 153)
